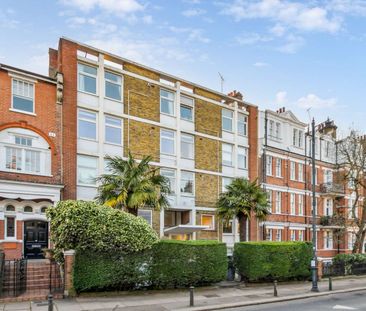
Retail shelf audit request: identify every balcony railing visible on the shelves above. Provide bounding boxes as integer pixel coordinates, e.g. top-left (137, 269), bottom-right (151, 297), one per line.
top-left (319, 182), bottom-right (345, 196)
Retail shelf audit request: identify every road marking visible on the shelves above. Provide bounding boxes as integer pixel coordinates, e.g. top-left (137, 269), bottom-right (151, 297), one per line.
top-left (333, 305), bottom-right (357, 310)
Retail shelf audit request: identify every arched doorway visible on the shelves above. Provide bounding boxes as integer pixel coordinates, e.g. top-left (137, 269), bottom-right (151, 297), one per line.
top-left (24, 220), bottom-right (48, 259)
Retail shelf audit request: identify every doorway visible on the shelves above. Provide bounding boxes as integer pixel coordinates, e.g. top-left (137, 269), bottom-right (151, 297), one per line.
top-left (24, 220), bottom-right (48, 259)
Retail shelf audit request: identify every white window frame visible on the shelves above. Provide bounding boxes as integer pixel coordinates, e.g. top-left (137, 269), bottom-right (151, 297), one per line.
top-left (348, 232), bottom-right (356, 250)
top-left (201, 214), bottom-right (215, 230)
top-left (324, 198), bottom-right (333, 216)
top-left (77, 154), bottom-right (98, 186)
top-left (324, 231), bottom-right (333, 250)
top-left (267, 190), bottom-right (272, 212)
top-left (180, 170), bottom-right (195, 196)
top-left (222, 109), bottom-right (233, 132)
top-left (104, 115), bottom-right (122, 145)
top-left (160, 129), bottom-right (176, 156)
top-left (275, 122), bottom-right (281, 139)
top-left (298, 163), bottom-right (304, 182)
top-left (293, 129), bottom-right (298, 146)
top-left (222, 143), bottom-right (233, 167)
top-left (266, 228), bottom-right (273, 241)
top-left (290, 230), bottom-right (296, 241)
top-left (298, 130), bottom-right (303, 147)
top-left (298, 195), bottom-right (304, 216)
top-left (222, 177), bottom-right (233, 193)
top-left (181, 133), bottom-right (194, 159)
top-left (160, 89), bottom-right (175, 116)
top-left (78, 63), bottom-right (97, 95)
top-left (138, 209), bottom-right (152, 226)
top-left (78, 109), bottom-right (97, 141)
top-left (269, 120), bottom-right (274, 137)
top-left (275, 191), bottom-right (281, 214)
top-left (266, 155), bottom-right (272, 176)
top-left (290, 193), bottom-right (296, 215)
top-left (237, 113), bottom-right (248, 136)
top-left (275, 158), bottom-right (281, 177)
top-left (237, 146), bottom-right (248, 170)
top-left (290, 161), bottom-right (296, 180)
top-left (180, 95), bottom-right (194, 121)
top-left (11, 78), bottom-right (35, 114)
top-left (275, 229), bottom-right (282, 241)
top-left (104, 71), bottom-right (122, 101)
top-left (298, 230), bottom-right (304, 241)
top-left (5, 216), bottom-right (16, 239)
top-left (161, 168), bottom-right (176, 194)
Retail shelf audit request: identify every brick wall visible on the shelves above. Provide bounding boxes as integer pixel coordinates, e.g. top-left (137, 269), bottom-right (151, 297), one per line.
top-left (195, 173), bottom-right (219, 208)
top-left (195, 136), bottom-right (220, 171)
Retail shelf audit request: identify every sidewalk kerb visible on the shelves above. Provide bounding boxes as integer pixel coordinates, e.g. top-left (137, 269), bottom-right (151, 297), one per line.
top-left (174, 286), bottom-right (366, 311)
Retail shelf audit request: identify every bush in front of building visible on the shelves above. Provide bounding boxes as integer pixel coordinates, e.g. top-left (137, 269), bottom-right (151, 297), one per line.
top-left (73, 240), bottom-right (227, 292)
top-left (47, 200), bottom-right (159, 261)
top-left (333, 253), bottom-right (366, 265)
top-left (234, 241), bottom-right (312, 281)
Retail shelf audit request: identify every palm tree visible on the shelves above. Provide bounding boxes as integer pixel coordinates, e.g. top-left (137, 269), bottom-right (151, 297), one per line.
top-left (216, 178), bottom-right (269, 241)
top-left (95, 153), bottom-right (170, 216)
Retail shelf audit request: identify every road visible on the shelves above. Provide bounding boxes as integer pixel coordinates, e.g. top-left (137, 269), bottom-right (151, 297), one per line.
top-left (225, 290), bottom-right (366, 310)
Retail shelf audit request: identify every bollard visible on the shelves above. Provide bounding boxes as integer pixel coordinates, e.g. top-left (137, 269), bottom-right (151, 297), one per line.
top-left (329, 277), bottom-right (332, 291)
top-left (189, 286), bottom-right (194, 307)
top-left (273, 280), bottom-right (278, 297)
top-left (48, 294), bottom-right (53, 311)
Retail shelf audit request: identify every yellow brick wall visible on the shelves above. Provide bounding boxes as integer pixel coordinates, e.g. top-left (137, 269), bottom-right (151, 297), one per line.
top-left (195, 136), bottom-right (221, 172)
top-left (123, 63), bottom-right (160, 122)
top-left (194, 98), bottom-right (222, 137)
top-left (195, 87), bottom-right (222, 102)
top-left (195, 173), bottom-right (219, 208)
top-left (124, 120), bottom-right (160, 161)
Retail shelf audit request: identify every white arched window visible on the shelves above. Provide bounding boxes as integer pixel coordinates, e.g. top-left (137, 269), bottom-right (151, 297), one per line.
top-left (0, 127), bottom-right (51, 176)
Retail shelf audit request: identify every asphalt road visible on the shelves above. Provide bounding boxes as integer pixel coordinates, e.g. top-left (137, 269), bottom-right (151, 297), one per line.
top-left (225, 290), bottom-right (366, 310)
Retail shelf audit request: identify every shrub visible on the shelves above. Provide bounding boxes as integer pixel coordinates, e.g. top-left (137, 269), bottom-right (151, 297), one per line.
top-left (47, 200), bottom-right (159, 261)
top-left (73, 240), bottom-right (227, 292)
top-left (234, 242), bottom-right (312, 281)
top-left (333, 253), bottom-right (366, 265)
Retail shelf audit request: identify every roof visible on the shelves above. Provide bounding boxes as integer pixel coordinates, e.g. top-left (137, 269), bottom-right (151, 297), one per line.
top-left (60, 36), bottom-right (257, 108)
top-left (0, 63), bottom-right (56, 84)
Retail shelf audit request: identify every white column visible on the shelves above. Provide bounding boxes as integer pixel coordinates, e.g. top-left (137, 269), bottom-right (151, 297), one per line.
top-left (97, 54), bottom-right (105, 176)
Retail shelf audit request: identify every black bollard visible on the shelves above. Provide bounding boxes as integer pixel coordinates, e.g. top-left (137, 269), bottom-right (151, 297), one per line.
top-left (274, 280), bottom-right (278, 297)
top-left (189, 286), bottom-right (194, 307)
top-left (48, 294), bottom-right (53, 311)
top-left (329, 277), bottom-right (332, 291)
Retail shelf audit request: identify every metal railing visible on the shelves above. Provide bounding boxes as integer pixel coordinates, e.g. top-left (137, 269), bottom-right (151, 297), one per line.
top-left (323, 262), bottom-right (366, 277)
top-left (319, 182), bottom-right (345, 195)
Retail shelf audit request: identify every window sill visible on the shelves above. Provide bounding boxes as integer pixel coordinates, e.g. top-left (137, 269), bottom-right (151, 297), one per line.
top-left (222, 129), bottom-right (234, 134)
top-left (105, 96), bottom-right (122, 103)
top-left (9, 108), bottom-right (36, 116)
top-left (222, 164), bottom-right (234, 168)
top-left (78, 90), bottom-right (98, 97)
top-left (104, 141), bottom-right (123, 147)
top-left (160, 152), bottom-right (176, 157)
top-left (181, 118), bottom-right (194, 123)
top-left (160, 111), bottom-right (176, 118)
top-left (181, 193), bottom-right (195, 197)
top-left (78, 137), bottom-right (98, 142)
top-left (0, 169), bottom-right (52, 177)
top-left (181, 156), bottom-right (194, 160)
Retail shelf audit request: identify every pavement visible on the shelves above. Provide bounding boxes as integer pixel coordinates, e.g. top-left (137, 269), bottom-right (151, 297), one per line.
top-left (1, 276), bottom-right (366, 311)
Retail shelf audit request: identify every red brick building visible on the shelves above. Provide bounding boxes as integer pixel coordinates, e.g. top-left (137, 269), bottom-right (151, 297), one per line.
top-left (0, 64), bottom-right (63, 259)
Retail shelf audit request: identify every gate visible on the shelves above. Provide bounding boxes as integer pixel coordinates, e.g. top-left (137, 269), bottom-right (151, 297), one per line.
top-left (1, 258), bottom-right (64, 299)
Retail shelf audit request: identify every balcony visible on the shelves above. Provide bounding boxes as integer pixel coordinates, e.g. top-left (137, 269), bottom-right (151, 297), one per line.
top-left (320, 215), bottom-right (345, 228)
top-left (319, 182), bottom-right (345, 197)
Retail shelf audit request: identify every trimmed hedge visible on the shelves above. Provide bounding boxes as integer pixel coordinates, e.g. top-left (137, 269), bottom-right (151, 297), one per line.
top-left (234, 242), bottom-right (312, 281)
top-left (73, 240), bottom-right (227, 292)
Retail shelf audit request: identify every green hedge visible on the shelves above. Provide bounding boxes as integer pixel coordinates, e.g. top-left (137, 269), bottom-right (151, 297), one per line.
top-left (333, 253), bottom-right (366, 265)
top-left (73, 240), bottom-right (227, 292)
top-left (234, 242), bottom-right (312, 281)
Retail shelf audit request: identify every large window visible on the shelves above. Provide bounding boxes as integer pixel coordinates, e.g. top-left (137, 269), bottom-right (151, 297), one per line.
top-left (267, 190), bottom-right (272, 212)
top-left (325, 198), bottom-right (333, 216)
top-left (161, 168), bottom-right (176, 194)
top-left (265, 228), bottom-right (273, 241)
top-left (222, 143), bottom-right (233, 166)
top-left (324, 169), bottom-right (333, 183)
top-left (266, 155), bottom-right (272, 176)
top-left (275, 122), bottom-right (281, 139)
top-left (275, 191), bottom-right (281, 214)
top-left (6, 136), bottom-right (40, 173)
top-left (78, 63), bottom-right (97, 94)
top-left (77, 155), bottom-right (98, 185)
top-left (324, 231), bottom-right (333, 249)
top-left (290, 161), bottom-right (296, 180)
top-left (105, 71), bottom-right (122, 100)
top-left (275, 158), bottom-right (282, 177)
top-left (290, 230), bottom-right (296, 241)
top-left (160, 129), bottom-right (175, 155)
top-left (275, 229), bottom-right (282, 241)
top-left (348, 232), bottom-right (356, 250)
top-left (290, 193), bottom-right (296, 215)
top-left (105, 115), bottom-right (122, 145)
top-left (237, 113), bottom-right (247, 136)
top-left (298, 195), bottom-right (304, 216)
top-left (269, 120), bottom-right (274, 137)
top-left (237, 147), bottom-right (248, 169)
top-left (180, 95), bottom-right (194, 121)
top-left (298, 230), bottom-right (304, 241)
top-left (293, 129), bottom-right (298, 146)
top-left (12, 79), bottom-right (34, 113)
top-left (298, 163), bottom-right (304, 182)
top-left (160, 89), bottom-right (174, 115)
top-left (201, 214), bottom-right (215, 230)
top-left (180, 171), bottom-right (194, 195)
top-left (78, 109), bottom-right (97, 140)
top-left (222, 109), bottom-right (233, 132)
top-left (181, 133), bottom-right (194, 159)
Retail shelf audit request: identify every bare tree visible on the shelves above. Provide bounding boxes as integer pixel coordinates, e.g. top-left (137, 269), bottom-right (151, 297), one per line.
top-left (337, 130), bottom-right (366, 253)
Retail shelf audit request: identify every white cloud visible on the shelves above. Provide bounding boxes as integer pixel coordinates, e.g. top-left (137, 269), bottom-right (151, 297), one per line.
top-left (66, 17), bottom-right (117, 35)
top-left (297, 94), bottom-right (337, 109)
top-left (270, 24), bottom-right (286, 37)
top-left (60, 0), bottom-right (144, 15)
top-left (142, 15), bottom-right (153, 24)
top-left (0, 9), bottom-right (19, 28)
top-left (169, 26), bottom-right (210, 43)
top-left (236, 33), bottom-right (272, 45)
top-left (275, 91), bottom-right (288, 105)
top-left (221, 0), bottom-right (342, 33)
top-left (277, 34), bottom-right (305, 53)
top-left (253, 62), bottom-right (269, 67)
top-left (182, 8), bottom-right (206, 17)
top-left (327, 0), bottom-right (366, 15)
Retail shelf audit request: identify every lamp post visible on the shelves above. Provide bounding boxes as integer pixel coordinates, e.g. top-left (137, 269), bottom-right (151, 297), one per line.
top-left (311, 118), bottom-right (319, 292)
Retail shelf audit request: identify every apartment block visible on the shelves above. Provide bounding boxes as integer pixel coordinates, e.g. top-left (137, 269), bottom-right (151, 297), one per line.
top-left (259, 108), bottom-right (360, 261)
top-left (49, 37), bottom-right (259, 250)
top-left (0, 64), bottom-right (63, 259)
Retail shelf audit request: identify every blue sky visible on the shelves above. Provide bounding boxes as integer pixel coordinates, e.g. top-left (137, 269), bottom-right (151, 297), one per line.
top-left (1, 0), bottom-right (366, 134)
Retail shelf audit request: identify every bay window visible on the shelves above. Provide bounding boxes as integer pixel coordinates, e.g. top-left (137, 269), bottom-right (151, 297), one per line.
top-left (78, 63), bottom-right (97, 94)
top-left (160, 89), bottom-right (174, 115)
top-left (12, 79), bottom-right (34, 113)
top-left (160, 129), bottom-right (175, 155)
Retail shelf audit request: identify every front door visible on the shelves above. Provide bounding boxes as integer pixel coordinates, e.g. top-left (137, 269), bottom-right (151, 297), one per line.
top-left (24, 220), bottom-right (48, 259)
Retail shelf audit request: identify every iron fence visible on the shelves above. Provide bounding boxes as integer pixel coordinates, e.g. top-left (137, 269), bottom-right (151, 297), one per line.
top-left (322, 261), bottom-right (366, 277)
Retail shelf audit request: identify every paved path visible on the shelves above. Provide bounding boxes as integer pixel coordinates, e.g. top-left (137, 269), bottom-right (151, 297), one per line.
top-left (1, 276), bottom-right (366, 311)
